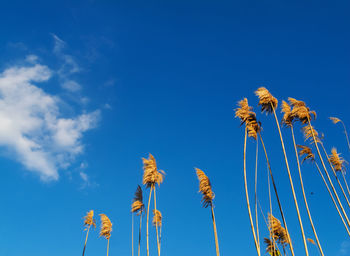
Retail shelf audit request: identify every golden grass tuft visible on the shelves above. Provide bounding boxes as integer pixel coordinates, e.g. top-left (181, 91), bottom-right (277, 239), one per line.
top-left (234, 98), bottom-right (261, 140)
top-left (99, 214), bottom-right (112, 240)
top-left (142, 154), bottom-right (165, 188)
top-left (329, 148), bottom-right (345, 172)
top-left (255, 87), bottom-right (278, 113)
top-left (152, 209), bottom-right (162, 227)
top-left (268, 213), bottom-right (290, 247)
top-left (330, 117), bottom-right (341, 124)
top-left (84, 210), bottom-right (96, 228)
top-left (264, 238), bottom-right (280, 256)
top-left (281, 100), bottom-right (293, 127)
top-left (297, 145), bottom-right (315, 163)
top-left (288, 98), bottom-right (316, 124)
top-left (195, 168), bottom-right (215, 208)
top-left (132, 185), bottom-right (144, 215)
top-left (302, 125), bottom-right (320, 144)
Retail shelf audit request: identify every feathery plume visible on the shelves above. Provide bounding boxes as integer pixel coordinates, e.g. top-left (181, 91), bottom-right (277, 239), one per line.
top-left (84, 210), bottom-right (96, 228)
top-left (152, 209), bottom-right (162, 227)
top-left (100, 214), bottom-right (112, 240)
top-left (268, 214), bottom-right (290, 247)
top-left (142, 154), bottom-right (165, 188)
top-left (132, 185), bottom-right (145, 215)
top-left (307, 238), bottom-right (316, 245)
top-left (255, 87), bottom-right (278, 113)
top-left (281, 100), bottom-right (294, 127)
top-left (302, 125), bottom-right (320, 144)
top-left (297, 145), bottom-right (315, 163)
top-left (330, 117), bottom-right (341, 124)
top-left (234, 98), bottom-right (261, 140)
top-left (329, 148), bottom-right (345, 172)
top-left (195, 168), bottom-right (215, 208)
top-left (264, 238), bottom-right (280, 256)
top-left (289, 98), bottom-right (316, 124)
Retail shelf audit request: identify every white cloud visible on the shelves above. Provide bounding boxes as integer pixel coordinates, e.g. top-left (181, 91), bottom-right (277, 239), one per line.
top-left (61, 80), bottom-right (81, 92)
top-left (0, 59), bottom-right (99, 181)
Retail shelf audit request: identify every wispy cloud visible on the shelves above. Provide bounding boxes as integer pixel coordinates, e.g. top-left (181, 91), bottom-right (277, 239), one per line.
top-left (0, 56), bottom-right (99, 181)
top-left (339, 241), bottom-right (350, 255)
top-left (52, 34), bottom-right (82, 92)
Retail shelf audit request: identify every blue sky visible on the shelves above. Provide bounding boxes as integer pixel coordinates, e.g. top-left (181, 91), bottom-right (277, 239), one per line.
top-left (0, 0), bottom-right (350, 255)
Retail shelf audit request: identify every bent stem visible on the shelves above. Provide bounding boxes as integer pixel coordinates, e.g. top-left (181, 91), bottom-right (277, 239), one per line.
top-left (307, 120), bottom-right (350, 229)
top-left (320, 143), bottom-right (350, 210)
top-left (315, 163), bottom-right (350, 236)
top-left (291, 126), bottom-right (324, 256)
top-left (244, 127), bottom-right (261, 256)
top-left (272, 107), bottom-right (309, 256)
top-left (259, 133), bottom-right (295, 256)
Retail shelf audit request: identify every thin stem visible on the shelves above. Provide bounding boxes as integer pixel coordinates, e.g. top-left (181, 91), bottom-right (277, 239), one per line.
top-left (138, 213), bottom-right (143, 256)
top-left (340, 120), bottom-right (350, 152)
top-left (307, 120), bottom-right (350, 229)
top-left (315, 163), bottom-right (350, 236)
top-left (107, 239), bottom-right (110, 256)
top-left (153, 187), bottom-right (161, 256)
top-left (243, 127), bottom-right (260, 255)
top-left (320, 143), bottom-right (350, 210)
top-left (132, 213), bottom-right (134, 256)
top-left (146, 187), bottom-right (153, 256)
top-left (291, 126), bottom-right (324, 256)
top-left (82, 226), bottom-right (90, 256)
top-left (272, 107), bottom-right (309, 256)
top-left (255, 139), bottom-right (260, 247)
top-left (211, 204), bottom-right (220, 256)
top-left (341, 171), bottom-right (350, 199)
top-left (259, 133), bottom-right (295, 256)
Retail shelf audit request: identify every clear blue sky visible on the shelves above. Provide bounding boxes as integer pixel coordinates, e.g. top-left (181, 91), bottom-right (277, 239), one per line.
top-left (0, 1), bottom-right (349, 255)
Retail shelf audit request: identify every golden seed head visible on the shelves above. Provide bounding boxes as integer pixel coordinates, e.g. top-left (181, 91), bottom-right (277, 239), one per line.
top-left (84, 210), bottom-right (96, 228)
top-left (195, 168), bottom-right (214, 208)
top-left (234, 98), bottom-right (261, 140)
top-left (329, 148), bottom-right (345, 172)
top-left (152, 209), bottom-right (162, 227)
top-left (297, 145), bottom-right (315, 164)
top-left (330, 117), bottom-right (341, 124)
top-left (288, 97), bottom-right (316, 124)
top-left (255, 87), bottom-right (278, 114)
top-left (281, 100), bottom-right (294, 127)
top-left (142, 154), bottom-right (165, 188)
top-left (99, 214), bottom-right (112, 240)
top-left (131, 185), bottom-right (144, 215)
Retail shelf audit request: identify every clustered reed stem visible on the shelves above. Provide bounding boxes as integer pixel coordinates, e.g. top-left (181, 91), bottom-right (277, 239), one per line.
top-left (291, 126), bottom-right (324, 256)
top-left (272, 107), bottom-right (309, 256)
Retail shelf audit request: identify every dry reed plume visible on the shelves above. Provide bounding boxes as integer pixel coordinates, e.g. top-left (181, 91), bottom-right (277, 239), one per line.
top-left (132, 185), bottom-right (145, 256)
top-left (330, 117), bottom-right (350, 151)
top-left (100, 214), bottom-right (112, 256)
top-left (256, 88), bottom-right (308, 256)
top-left (329, 148), bottom-right (345, 172)
top-left (263, 238), bottom-right (280, 256)
top-left (195, 168), bottom-right (220, 256)
top-left (282, 101), bottom-right (324, 256)
top-left (298, 144), bottom-right (350, 236)
top-left (82, 210), bottom-right (96, 256)
top-left (142, 154), bottom-right (165, 256)
top-left (235, 98), bottom-right (261, 256)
